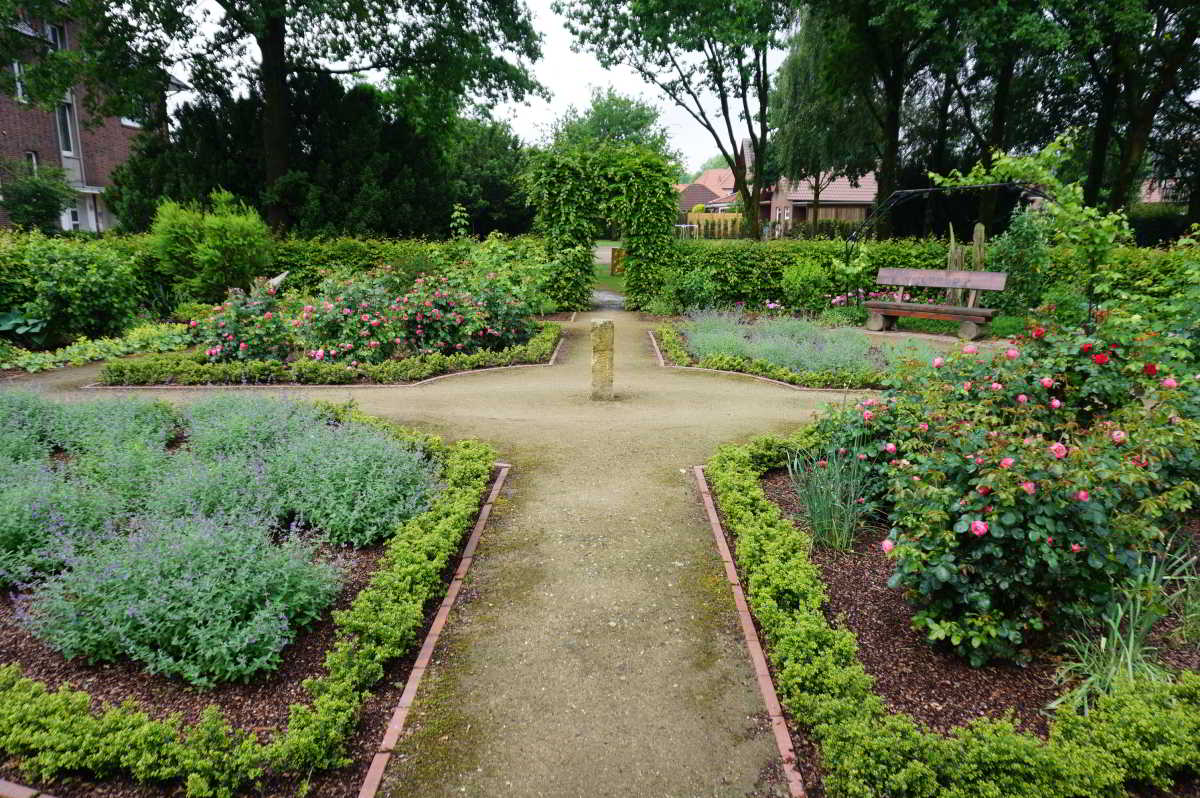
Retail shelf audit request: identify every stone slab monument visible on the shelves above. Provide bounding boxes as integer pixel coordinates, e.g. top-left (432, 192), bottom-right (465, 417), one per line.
top-left (591, 319), bottom-right (614, 400)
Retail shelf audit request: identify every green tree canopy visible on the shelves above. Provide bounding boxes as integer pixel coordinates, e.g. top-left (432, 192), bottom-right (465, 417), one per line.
top-left (0, 0), bottom-right (543, 229)
top-left (549, 87), bottom-right (685, 180)
top-left (771, 12), bottom-right (876, 233)
top-left (555, 0), bottom-right (793, 237)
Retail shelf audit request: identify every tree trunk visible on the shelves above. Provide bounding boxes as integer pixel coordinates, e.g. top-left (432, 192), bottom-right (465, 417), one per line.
top-left (875, 78), bottom-right (903, 237)
top-left (1084, 44), bottom-right (1120, 208)
top-left (810, 180), bottom-right (821, 236)
top-left (927, 73), bottom-right (954, 236)
top-left (257, 13), bottom-right (290, 231)
top-left (734, 169), bottom-right (761, 239)
top-left (979, 54), bottom-right (1015, 233)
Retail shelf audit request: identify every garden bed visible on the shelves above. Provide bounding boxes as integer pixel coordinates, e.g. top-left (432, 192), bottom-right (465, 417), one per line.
top-left (0, 394), bottom-right (499, 797)
top-left (706, 432), bottom-right (1200, 798)
top-left (653, 318), bottom-right (903, 390)
top-left (96, 322), bottom-right (561, 386)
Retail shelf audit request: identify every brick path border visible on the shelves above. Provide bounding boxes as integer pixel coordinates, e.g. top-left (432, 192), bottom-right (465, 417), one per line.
top-left (357, 461), bottom-right (513, 798)
top-left (0, 777), bottom-right (56, 798)
top-left (692, 465), bottom-right (807, 798)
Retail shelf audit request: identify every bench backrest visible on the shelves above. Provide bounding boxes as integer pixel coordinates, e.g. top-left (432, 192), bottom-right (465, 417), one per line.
top-left (876, 267), bottom-right (1008, 291)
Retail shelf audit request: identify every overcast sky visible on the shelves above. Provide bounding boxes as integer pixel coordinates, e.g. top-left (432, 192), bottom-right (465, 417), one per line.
top-left (492, 0), bottom-right (724, 173)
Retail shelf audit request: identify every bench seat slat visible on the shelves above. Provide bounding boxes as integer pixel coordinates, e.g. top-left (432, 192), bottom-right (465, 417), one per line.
top-left (865, 300), bottom-right (999, 319)
top-left (876, 267), bottom-right (1008, 291)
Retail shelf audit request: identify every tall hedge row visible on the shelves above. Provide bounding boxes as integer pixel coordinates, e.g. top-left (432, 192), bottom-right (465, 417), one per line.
top-left (637, 238), bottom-right (1198, 315)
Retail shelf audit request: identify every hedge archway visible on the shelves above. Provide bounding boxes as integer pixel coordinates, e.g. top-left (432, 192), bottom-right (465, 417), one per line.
top-left (526, 144), bottom-right (678, 310)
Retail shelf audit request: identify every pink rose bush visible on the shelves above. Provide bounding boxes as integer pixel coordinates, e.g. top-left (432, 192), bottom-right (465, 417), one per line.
top-left (801, 307), bottom-right (1200, 665)
top-left (197, 280), bottom-right (290, 363)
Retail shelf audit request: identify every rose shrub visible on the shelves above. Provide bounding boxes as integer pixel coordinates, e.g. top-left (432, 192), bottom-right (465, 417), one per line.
top-left (296, 279), bottom-right (402, 365)
top-left (802, 306), bottom-right (1200, 665)
top-left (396, 273), bottom-right (535, 356)
top-left (195, 279), bottom-right (291, 363)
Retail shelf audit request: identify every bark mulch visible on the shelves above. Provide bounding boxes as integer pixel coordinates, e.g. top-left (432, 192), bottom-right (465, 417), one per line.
top-left (756, 468), bottom-right (1200, 798)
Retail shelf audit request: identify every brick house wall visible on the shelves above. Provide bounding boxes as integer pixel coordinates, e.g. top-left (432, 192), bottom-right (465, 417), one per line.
top-left (0, 18), bottom-right (141, 229)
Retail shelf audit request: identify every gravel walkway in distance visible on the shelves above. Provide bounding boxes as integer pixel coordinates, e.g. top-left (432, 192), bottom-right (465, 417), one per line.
top-left (9, 304), bottom-right (854, 797)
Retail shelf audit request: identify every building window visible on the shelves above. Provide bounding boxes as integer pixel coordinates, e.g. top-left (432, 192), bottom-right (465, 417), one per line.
top-left (11, 62), bottom-right (27, 102)
top-left (120, 116), bottom-right (142, 129)
top-left (67, 205), bottom-right (80, 230)
top-left (47, 24), bottom-right (67, 51)
top-left (24, 151), bottom-right (38, 172)
top-left (57, 98), bottom-right (77, 155)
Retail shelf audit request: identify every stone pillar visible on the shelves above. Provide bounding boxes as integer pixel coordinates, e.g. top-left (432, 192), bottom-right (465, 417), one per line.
top-left (591, 319), bottom-right (614, 400)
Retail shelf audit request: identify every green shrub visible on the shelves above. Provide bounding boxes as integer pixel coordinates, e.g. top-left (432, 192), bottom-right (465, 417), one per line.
top-left (988, 208), bottom-right (1054, 315)
top-left (24, 514), bottom-right (342, 687)
top-left (141, 452), bottom-right (277, 522)
top-left (149, 191), bottom-right (274, 303)
top-left (0, 161), bottom-right (77, 234)
top-left (49, 396), bottom-right (177, 456)
top-left (15, 232), bottom-right (142, 344)
top-left (1128, 202), bottom-right (1190, 247)
top-left (266, 422), bottom-right (440, 546)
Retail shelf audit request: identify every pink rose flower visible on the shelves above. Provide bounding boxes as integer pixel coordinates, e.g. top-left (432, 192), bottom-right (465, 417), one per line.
top-left (883, 442), bottom-right (897, 454)
top-left (918, 423), bottom-right (929, 431)
top-left (1046, 537), bottom-right (1054, 545)
top-left (978, 485), bottom-right (992, 496)
top-left (881, 539), bottom-right (895, 553)
top-left (863, 410), bottom-right (874, 421)
top-left (932, 357), bottom-right (944, 368)
top-left (1021, 481), bottom-right (1036, 495)
top-left (189, 320), bottom-right (198, 327)
top-left (1000, 457), bottom-right (1015, 469)
top-left (974, 457), bottom-right (984, 465)
top-left (858, 453), bottom-right (868, 460)
top-left (1005, 348), bottom-right (1020, 360)
top-left (1070, 543), bottom-right (1082, 553)
top-left (990, 382), bottom-right (1003, 391)
top-left (963, 381), bottom-right (973, 391)
top-left (1162, 377), bottom-right (1178, 389)
top-left (1050, 398), bottom-right (1063, 409)
top-left (263, 312), bottom-right (273, 320)
top-left (963, 344), bottom-right (978, 355)
top-left (1049, 442), bottom-right (1068, 459)
top-left (1040, 377), bottom-right (1053, 388)
top-left (1075, 490), bottom-right (1089, 501)
top-left (238, 342), bottom-right (247, 350)
top-left (970, 520), bottom-right (988, 536)
top-left (1111, 429), bottom-right (1127, 444)
top-left (1017, 394), bottom-right (1028, 404)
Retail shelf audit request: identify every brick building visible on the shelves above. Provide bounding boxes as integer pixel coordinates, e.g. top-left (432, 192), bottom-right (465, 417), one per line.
top-left (1, 18), bottom-right (141, 231)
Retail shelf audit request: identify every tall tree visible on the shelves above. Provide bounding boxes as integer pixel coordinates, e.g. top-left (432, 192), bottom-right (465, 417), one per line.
top-left (550, 87), bottom-right (685, 180)
top-left (0, 0), bottom-right (542, 229)
top-left (1051, 0), bottom-right (1200, 210)
top-left (771, 14), bottom-right (875, 234)
top-left (556, 0), bottom-right (793, 237)
top-left (805, 0), bottom-right (949, 222)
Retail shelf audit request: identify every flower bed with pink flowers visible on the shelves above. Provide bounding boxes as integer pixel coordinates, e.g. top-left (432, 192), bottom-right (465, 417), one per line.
top-left (702, 302), bottom-right (1200, 795)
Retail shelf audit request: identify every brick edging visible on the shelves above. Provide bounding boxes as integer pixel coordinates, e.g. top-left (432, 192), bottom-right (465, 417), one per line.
top-left (692, 465), bottom-right (807, 798)
top-left (356, 461), bottom-right (513, 798)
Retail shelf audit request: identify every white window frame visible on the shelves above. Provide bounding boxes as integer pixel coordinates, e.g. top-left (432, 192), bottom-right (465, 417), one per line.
top-left (24, 151), bottom-right (38, 173)
top-left (120, 116), bottom-right (143, 129)
top-left (11, 61), bottom-right (27, 103)
top-left (46, 23), bottom-right (67, 51)
top-left (57, 94), bottom-right (79, 156)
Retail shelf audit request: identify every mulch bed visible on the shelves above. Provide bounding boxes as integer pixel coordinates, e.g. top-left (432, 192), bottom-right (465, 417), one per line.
top-left (755, 468), bottom-right (1200, 797)
top-left (0, 469), bottom-right (499, 797)
top-left (535, 312), bottom-right (574, 321)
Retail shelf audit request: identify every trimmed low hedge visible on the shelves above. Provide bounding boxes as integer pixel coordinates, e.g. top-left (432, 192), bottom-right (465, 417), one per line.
top-left (706, 432), bottom-right (1200, 798)
top-left (99, 323), bottom-right (560, 386)
top-left (0, 405), bottom-right (497, 797)
top-left (655, 325), bottom-right (885, 390)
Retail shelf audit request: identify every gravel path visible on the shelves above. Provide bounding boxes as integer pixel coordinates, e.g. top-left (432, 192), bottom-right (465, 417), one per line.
top-left (9, 306), bottom-right (853, 797)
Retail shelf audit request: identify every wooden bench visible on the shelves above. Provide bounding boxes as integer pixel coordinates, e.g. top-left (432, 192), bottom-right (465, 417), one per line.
top-left (864, 267), bottom-right (1008, 340)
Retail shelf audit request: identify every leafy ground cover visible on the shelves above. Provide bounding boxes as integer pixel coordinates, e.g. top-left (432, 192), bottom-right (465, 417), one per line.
top-left (657, 310), bottom-right (937, 389)
top-left (0, 392), bottom-right (497, 796)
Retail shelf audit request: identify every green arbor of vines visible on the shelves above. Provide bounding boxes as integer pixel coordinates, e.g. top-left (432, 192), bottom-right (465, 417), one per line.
top-left (526, 143), bottom-right (678, 310)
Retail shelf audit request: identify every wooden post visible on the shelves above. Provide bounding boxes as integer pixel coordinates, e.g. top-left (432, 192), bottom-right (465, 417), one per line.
top-left (591, 319), bottom-right (614, 400)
